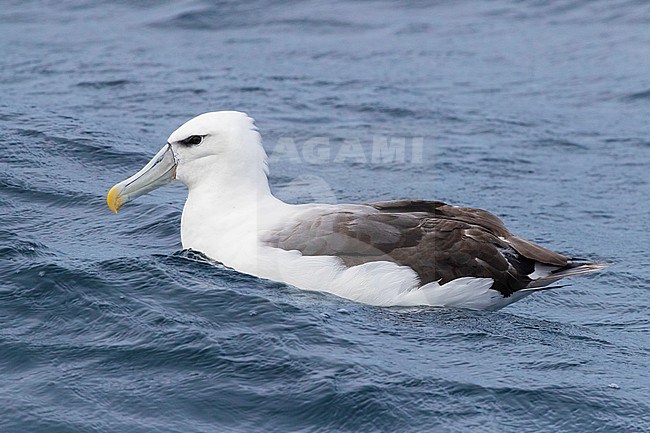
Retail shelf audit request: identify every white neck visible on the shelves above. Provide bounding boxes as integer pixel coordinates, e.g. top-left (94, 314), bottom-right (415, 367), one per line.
top-left (179, 161), bottom-right (288, 269)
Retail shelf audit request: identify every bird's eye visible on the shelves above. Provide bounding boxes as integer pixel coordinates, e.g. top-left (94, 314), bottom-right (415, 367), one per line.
top-left (182, 135), bottom-right (203, 146)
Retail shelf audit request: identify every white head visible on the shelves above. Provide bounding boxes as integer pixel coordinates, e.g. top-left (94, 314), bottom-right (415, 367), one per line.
top-left (107, 111), bottom-right (269, 212)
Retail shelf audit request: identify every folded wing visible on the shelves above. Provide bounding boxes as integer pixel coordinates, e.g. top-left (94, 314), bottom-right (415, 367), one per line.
top-left (265, 200), bottom-right (604, 297)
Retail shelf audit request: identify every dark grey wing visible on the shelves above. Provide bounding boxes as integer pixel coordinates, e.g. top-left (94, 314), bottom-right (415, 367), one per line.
top-left (266, 200), bottom-right (588, 297)
top-left (266, 204), bottom-right (422, 262)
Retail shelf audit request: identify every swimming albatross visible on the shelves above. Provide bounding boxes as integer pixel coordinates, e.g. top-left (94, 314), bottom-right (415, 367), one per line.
top-left (107, 111), bottom-right (604, 310)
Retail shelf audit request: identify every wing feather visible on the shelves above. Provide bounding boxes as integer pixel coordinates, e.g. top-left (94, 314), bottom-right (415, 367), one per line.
top-left (264, 200), bottom-right (598, 297)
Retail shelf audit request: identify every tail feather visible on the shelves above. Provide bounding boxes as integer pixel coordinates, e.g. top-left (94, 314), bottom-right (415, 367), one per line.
top-left (526, 261), bottom-right (607, 288)
top-left (520, 284), bottom-right (568, 293)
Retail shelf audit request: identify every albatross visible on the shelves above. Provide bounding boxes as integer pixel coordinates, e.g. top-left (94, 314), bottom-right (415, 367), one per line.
top-left (106, 111), bottom-right (604, 310)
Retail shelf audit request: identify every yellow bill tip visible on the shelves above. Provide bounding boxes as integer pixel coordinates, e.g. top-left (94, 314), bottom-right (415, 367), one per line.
top-left (106, 185), bottom-right (122, 214)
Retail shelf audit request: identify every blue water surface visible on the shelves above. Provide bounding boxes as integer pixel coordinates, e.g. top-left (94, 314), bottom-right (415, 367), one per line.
top-left (1, 1), bottom-right (649, 432)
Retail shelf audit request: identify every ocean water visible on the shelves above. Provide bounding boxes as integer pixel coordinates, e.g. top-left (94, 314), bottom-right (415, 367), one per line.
top-left (1, 0), bottom-right (649, 432)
